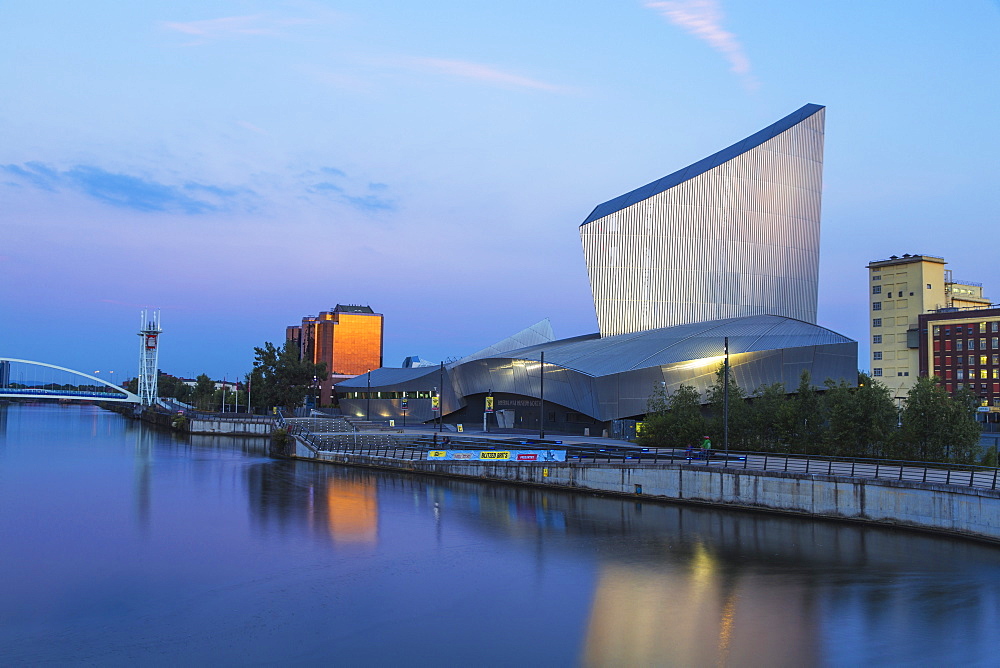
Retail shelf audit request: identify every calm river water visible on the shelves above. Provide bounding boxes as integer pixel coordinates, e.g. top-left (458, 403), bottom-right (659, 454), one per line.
top-left (2, 403), bottom-right (1000, 667)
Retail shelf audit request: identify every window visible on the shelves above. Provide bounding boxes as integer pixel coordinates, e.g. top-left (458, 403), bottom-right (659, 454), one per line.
top-left (873, 335), bottom-right (882, 344)
top-left (904, 372), bottom-right (909, 376)
top-left (982, 356), bottom-right (989, 366)
top-left (992, 322), bottom-right (999, 333)
top-left (956, 340), bottom-right (964, 351)
top-left (945, 356), bottom-right (952, 365)
top-left (873, 274), bottom-right (881, 280)
top-left (981, 322), bottom-right (988, 333)
top-left (969, 338), bottom-right (976, 350)
top-left (872, 286), bottom-right (882, 294)
top-left (933, 326), bottom-right (940, 336)
top-left (898, 372), bottom-right (903, 376)
top-left (873, 318), bottom-right (882, 327)
top-left (994, 398), bottom-right (1000, 407)
top-left (873, 351), bottom-right (883, 360)
top-left (993, 337), bottom-right (998, 349)
top-left (969, 326), bottom-right (975, 334)
top-left (969, 355), bottom-right (976, 366)
top-left (981, 369), bottom-right (989, 379)
top-left (957, 383), bottom-right (964, 390)
top-left (945, 327), bottom-right (951, 335)
top-left (993, 355), bottom-right (999, 365)
top-left (898, 291), bottom-right (904, 297)
top-left (958, 369), bottom-right (965, 380)
top-left (927, 284), bottom-right (932, 289)
top-left (873, 302), bottom-right (882, 311)
top-left (993, 369), bottom-right (999, 380)
top-left (873, 368), bottom-right (883, 377)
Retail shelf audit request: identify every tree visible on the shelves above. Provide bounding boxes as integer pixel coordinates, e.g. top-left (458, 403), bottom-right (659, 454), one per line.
top-left (747, 383), bottom-right (791, 452)
top-left (788, 370), bottom-right (824, 454)
top-left (706, 363), bottom-right (749, 450)
top-left (638, 383), bottom-right (706, 448)
top-left (250, 340), bottom-right (328, 412)
top-left (192, 374), bottom-right (216, 410)
top-left (824, 373), bottom-right (897, 458)
top-left (897, 376), bottom-right (981, 462)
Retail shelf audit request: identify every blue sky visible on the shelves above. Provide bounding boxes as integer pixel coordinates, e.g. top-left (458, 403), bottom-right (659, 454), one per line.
top-left (2, 0), bottom-right (998, 381)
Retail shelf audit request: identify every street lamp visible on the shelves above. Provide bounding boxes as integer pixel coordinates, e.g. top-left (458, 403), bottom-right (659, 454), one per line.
top-left (366, 369), bottom-right (371, 421)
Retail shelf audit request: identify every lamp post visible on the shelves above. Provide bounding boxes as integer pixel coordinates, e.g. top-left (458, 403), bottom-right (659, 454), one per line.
top-left (438, 361), bottom-right (444, 432)
top-left (539, 351), bottom-right (545, 440)
top-left (723, 337), bottom-right (729, 453)
top-left (366, 370), bottom-right (371, 421)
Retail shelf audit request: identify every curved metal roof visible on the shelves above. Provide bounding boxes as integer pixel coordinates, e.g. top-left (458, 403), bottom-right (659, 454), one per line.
top-left (488, 314), bottom-right (853, 378)
top-left (580, 103), bottom-right (825, 226)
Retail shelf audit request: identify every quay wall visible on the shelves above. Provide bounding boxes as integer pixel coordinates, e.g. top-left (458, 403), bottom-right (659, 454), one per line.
top-left (189, 418), bottom-right (273, 435)
top-left (299, 443), bottom-right (1000, 544)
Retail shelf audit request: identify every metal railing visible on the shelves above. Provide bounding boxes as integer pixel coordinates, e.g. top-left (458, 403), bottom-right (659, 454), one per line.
top-left (567, 447), bottom-right (1000, 491)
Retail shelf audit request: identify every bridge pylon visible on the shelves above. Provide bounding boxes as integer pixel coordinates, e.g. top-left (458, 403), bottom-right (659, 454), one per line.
top-left (138, 309), bottom-right (161, 406)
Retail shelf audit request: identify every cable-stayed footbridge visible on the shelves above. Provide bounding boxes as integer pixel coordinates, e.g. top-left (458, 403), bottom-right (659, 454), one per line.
top-left (0, 358), bottom-right (140, 403)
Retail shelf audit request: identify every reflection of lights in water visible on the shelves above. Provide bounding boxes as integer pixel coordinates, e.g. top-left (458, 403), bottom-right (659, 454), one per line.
top-left (325, 479), bottom-right (378, 544)
top-left (582, 558), bottom-right (817, 667)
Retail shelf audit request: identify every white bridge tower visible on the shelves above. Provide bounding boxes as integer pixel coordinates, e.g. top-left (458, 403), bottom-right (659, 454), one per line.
top-left (138, 309), bottom-right (161, 406)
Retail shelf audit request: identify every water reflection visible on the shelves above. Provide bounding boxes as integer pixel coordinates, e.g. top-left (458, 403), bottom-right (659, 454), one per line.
top-left (3, 404), bottom-right (1000, 666)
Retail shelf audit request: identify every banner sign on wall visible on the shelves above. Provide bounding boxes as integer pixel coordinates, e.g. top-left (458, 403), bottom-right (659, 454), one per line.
top-left (427, 450), bottom-right (566, 462)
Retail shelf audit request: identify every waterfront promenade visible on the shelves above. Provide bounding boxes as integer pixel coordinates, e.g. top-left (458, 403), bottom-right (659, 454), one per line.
top-left (281, 417), bottom-right (1000, 544)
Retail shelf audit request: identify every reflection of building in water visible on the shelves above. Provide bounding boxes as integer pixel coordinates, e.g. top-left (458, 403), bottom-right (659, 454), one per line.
top-left (583, 543), bottom-right (819, 668)
top-left (326, 479), bottom-right (378, 545)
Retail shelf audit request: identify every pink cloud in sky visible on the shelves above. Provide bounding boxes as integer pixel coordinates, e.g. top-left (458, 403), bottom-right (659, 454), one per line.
top-left (404, 57), bottom-right (568, 93)
top-left (645, 0), bottom-right (758, 88)
top-left (161, 12), bottom-right (323, 43)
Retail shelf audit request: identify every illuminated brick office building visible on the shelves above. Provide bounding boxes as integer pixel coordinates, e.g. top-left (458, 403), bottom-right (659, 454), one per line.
top-left (286, 304), bottom-right (383, 405)
top-left (918, 307), bottom-right (1000, 409)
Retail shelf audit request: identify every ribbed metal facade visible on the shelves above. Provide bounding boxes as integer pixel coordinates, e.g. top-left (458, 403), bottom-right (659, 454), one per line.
top-left (581, 105), bottom-right (825, 337)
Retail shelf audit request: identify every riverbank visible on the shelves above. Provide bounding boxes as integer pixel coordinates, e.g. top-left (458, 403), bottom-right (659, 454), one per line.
top-left (286, 437), bottom-right (1000, 545)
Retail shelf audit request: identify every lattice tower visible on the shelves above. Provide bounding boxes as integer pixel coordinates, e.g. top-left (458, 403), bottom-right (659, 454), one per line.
top-left (138, 309), bottom-right (161, 406)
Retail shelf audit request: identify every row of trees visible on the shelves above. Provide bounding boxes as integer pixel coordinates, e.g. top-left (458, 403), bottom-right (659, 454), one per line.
top-left (124, 341), bottom-right (327, 413)
top-left (638, 368), bottom-right (984, 464)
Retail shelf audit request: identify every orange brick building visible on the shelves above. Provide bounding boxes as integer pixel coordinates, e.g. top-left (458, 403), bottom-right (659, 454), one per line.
top-left (287, 304), bottom-right (383, 405)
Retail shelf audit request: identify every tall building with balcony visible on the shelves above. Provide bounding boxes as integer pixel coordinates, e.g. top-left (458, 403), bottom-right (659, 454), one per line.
top-left (867, 254), bottom-right (990, 397)
top-left (580, 103), bottom-right (826, 337)
top-left (286, 304), bottom-right (384, 405)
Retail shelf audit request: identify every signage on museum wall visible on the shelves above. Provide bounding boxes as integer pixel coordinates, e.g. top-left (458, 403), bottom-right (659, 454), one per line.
top-left (485, 396), bottom-right (494, 413)
top-left (427, 450), bottom-right (567, 462)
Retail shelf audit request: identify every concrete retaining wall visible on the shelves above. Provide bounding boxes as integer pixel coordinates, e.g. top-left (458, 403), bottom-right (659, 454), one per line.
top-left (189, 418), bottom-right (273, 435)
top-left (299, 443), bottom-right (1000, 543)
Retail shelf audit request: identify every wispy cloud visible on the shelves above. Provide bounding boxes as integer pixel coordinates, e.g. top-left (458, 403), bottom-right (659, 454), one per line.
top-left (304, 168), bottom-right (396, 213)
top-left (1, 162), bottom-right (250, 214)
top-left (401, 57), bottom-right (568, 93)
top-left (161, 9), bottom-right (334, 44)
top-left (645, 0), bottom-right (757, 89)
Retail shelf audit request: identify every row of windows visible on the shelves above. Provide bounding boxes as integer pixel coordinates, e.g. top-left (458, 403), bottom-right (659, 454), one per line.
top-left (933, 322), bottom-right (1000, 336)
top-left (945, 384), bottom-right (1000, 398)
top-left (936, 338), bottom-right (999, 351)
top-left (936, 355), bottom-right (1000, 366)
top-left (946, 369), bottom-right (1000, 380)
top-left (872, 369), bottom-right (909, 377)
top-left (873, 289), bottom-right (915, 298)
top-left (340, 391), bottom-right (437, 400)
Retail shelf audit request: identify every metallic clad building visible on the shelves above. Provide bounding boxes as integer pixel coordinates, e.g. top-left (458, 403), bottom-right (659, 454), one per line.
top-left (337, 315), bottom-right (856, 432)
top-left (580, 104), bottom-right (826, 337)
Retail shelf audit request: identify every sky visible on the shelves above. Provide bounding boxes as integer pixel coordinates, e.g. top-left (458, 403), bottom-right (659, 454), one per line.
top-left (2, 0), bottom-right (999, 381)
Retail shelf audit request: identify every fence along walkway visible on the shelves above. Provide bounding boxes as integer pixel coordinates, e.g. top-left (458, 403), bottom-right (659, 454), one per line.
top-left (281, 415), bottom-right (1000, 492)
